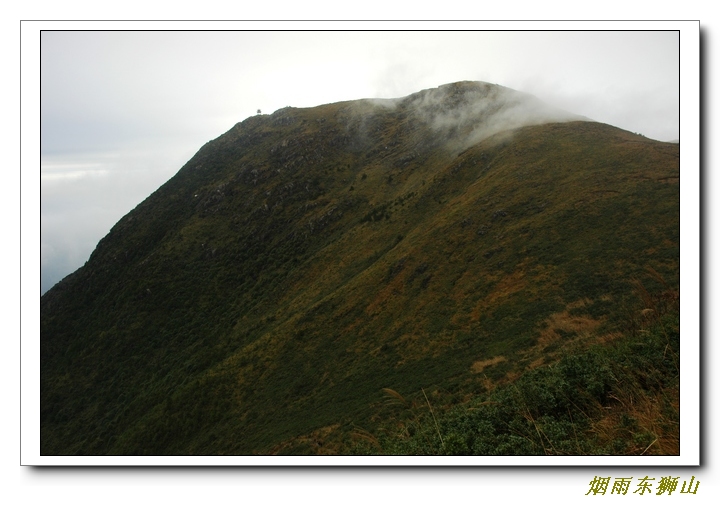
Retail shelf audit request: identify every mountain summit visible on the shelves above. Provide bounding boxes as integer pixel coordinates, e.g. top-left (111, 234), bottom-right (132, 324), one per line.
top-left (384, 81), bottom-right (588, 150)
top-left (41, 82), bottom-right (679, 456)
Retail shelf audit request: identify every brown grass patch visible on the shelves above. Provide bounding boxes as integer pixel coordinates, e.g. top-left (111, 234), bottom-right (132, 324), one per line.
top-left (267, 424), bottom-right (342, 455)
top-left (364, 273), bottom-right (405, 316)
top-left (593, 331), bottom-right (624, 345)
top-left (536, 303), bottom-right (602, 348)
top-left (394, 330), bottom-right (457, 364)
top-left (470, 270), bottom-right (527, 321)
top-left (528, 356), bottom-right (545, 369)
top-left (471, 355), bottom-right (506, 373)
top-left (590, 384), bottom-right (679, 455)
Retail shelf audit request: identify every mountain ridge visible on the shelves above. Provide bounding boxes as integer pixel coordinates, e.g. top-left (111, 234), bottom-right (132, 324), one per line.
top-left (40, 81), bottom-right (679, 455)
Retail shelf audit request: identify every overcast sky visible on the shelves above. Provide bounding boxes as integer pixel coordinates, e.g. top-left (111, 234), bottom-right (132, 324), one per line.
top-left (40, 29), bottom-right (680, 294)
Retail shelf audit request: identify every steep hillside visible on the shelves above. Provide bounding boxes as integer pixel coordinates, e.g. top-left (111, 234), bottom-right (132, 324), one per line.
top-left (40, 82), bottom-right (679, 455)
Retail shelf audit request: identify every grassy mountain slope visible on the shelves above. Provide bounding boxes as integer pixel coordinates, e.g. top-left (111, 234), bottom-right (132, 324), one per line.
top-left (40, 82), bottom-right (679, 455)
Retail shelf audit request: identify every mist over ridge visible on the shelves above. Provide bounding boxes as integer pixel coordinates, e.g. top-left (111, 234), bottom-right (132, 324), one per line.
top-left (274, 80), bottom-right (592, 154)
top-left (398, 81), bottom-right (591, 149)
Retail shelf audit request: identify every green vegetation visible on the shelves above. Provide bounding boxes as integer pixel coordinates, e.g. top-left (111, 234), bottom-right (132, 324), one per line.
top-left (353, 298), bottom-right (679, 456)
top-left (40, 82), bottom-right (679, 455)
